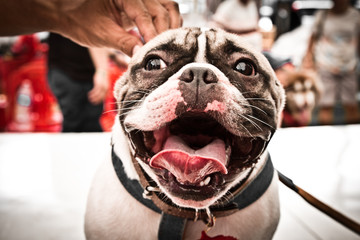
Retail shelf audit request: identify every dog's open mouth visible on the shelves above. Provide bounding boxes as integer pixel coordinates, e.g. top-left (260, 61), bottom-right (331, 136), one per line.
top-left (127, 112), bottom-right (267, 201)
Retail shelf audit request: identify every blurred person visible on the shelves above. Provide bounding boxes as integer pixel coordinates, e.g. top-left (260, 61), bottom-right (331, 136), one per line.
top-left (0, 0), bottom-right (182, 56)
top-left (303, 0), bottom-right (360, 125)
top-left (209, 0), bottom-right (262, 51)
top-left (47, 33), bottom-right (111, 132)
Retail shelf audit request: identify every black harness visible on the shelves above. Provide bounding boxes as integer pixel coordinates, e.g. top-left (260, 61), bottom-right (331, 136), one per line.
top-left (112, 146), bottom-right (275, 240)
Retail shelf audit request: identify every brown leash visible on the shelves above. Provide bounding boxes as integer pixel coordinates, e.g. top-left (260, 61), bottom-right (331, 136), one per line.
top-left (278, 171), bottom-right (360, 235)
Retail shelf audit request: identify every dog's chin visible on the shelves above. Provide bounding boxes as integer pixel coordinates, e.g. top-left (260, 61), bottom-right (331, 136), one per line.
top-left (153, 163), bottom-right (252, 209)
top-left (126, 111), bottom-right (269, 209)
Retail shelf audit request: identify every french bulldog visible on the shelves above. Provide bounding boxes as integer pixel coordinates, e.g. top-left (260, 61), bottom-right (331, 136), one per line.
top-left (85, 27), bottom-right (285, 240)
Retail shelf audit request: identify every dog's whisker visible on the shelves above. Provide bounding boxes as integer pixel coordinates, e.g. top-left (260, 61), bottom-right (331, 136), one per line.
top-left (239, 123), bottom-right (254, 138)
top-left (117, 101), bottom-right (143, 106)
top-left (119, 99), bottom-right (144, 103)
top-left (240, 114), bottom-right (263, 131)
top-left (131, 129), bottom-right (141, 135)
top-left (244, 98), bottom-right (271, 101)
top-left (133, 90), bottom-right (151, 95)
top-left (245, 114), bottom-right (274, 129)
top-left (241, 91), bottom-right (256, 95)
top-left (241, 103), bottom-right (268, 116)
top-left (116, 102), bottom-right (142, 108)
top-left (117, 111), bottom-right (132, 118)
top-left (102, 109), bottom-right (118, 115)
top-left (124, 126), bottom-right (136, 133)
top-left (117, 112), bottom-right (129, 118)
top-left (117, 106), bottom-right (139, 112)
top-left (121, 107), bottom-right (139, 113)
top-left (117, 109), bottom-right (131, 115)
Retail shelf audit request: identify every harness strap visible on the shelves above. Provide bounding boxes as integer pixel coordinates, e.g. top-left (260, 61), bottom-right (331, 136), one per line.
top-left (158, 213), bottom-right (187, 240)
top-left (232, 154), bottom-right (274, 209)
top-left (112, 146), bottom-right (274, 238)
top-left (112, 148), bottom-right (161, 214)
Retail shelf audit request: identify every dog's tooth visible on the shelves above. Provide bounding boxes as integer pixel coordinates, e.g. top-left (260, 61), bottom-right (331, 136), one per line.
top-left (199, 181), bottom-right (205, 187)
top-left (204, 176), bottom-right (211, 186)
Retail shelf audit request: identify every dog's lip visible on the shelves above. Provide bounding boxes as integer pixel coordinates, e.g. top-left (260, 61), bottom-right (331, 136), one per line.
top-left (152, 164), bottom-right (249, 202)
top-left (154, 167), bottom-right (226, 201)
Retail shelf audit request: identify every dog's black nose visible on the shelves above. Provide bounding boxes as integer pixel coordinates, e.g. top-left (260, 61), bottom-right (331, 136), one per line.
top-left (180, 67), bottom-right (218, 84)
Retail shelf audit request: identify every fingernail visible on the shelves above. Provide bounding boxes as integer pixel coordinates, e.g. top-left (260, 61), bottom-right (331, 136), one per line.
top-left (124, 55), bottom-right (131, 64)
top-left (132, 45), bottom-right (141, 56)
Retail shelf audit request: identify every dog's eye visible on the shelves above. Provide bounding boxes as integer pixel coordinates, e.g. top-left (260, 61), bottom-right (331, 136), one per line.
top-left (234, 60), bottom-right (256, 76)
top-left (145, 58), bottom-right (167, 71)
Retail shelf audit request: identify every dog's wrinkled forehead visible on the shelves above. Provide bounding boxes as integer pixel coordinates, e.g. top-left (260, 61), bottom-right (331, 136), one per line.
top-left (130, 27), bottom-right (273, 72)
top-left (130, 28), bottom-right (200, 63)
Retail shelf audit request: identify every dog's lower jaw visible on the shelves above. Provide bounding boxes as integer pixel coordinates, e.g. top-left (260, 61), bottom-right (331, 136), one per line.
top-left (139, 158), bottom-right (255, 209)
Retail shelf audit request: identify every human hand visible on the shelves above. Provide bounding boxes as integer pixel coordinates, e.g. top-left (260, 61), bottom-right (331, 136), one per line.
top-left (88, 69), bottom-right (109, 105)
top-left (54, 0), bottom-right (182, 56)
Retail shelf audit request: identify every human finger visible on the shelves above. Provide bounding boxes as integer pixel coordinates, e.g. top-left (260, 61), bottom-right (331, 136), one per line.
top-left (114, 30), bottom-right (144, 56)
top-left (96, 24), bottom-right (143, 56)
top-left (143, 0), bottom-right (170, 33)
top-left (117, 0), bottom-right (158, 43)
top-left (159, 0), bottom-right (182, 29)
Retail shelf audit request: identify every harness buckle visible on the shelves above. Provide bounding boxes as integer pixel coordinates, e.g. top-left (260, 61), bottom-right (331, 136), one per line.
top-left (142, 185), bottom-right (160, 200)
top-left (194, 209), bottom-right (199, 222)
top-left (205, 208), bottom-right (216, 230)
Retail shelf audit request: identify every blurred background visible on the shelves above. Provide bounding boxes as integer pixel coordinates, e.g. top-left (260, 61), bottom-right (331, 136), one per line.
top-left (1, 0), bottom-right (360, 133)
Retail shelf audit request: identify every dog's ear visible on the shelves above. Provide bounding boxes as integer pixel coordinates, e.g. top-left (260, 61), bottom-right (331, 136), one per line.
top-left (274, 74), bottom-right (286, 129)
top-left (257, 54), bottom-right (286, 127)
top-left (277, 76), bottom-right (286, 122)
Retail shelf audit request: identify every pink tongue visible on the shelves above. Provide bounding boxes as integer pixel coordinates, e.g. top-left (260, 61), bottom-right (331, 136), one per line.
top-left (150, 136), bottom-right (228, 184)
